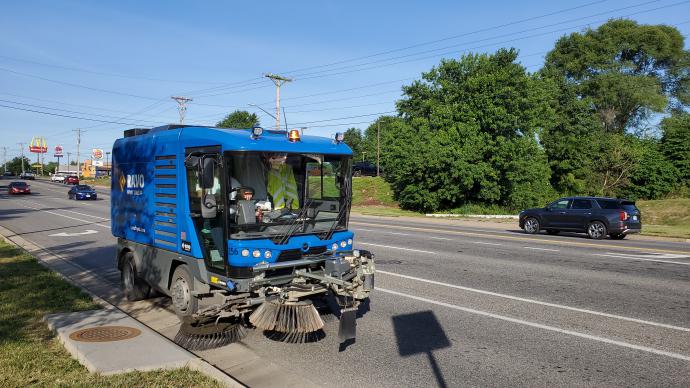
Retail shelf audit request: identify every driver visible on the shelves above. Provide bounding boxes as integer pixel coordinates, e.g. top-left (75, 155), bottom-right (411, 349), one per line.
top-left (266, 153), bottom-right (299, 211)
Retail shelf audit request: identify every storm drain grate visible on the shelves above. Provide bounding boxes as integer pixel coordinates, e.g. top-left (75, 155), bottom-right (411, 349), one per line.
top-left (69, 326), bottom-right (141, 342)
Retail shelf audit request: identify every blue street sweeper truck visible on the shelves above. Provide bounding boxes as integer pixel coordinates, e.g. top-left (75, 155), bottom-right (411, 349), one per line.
top-left (111, 124), bottom-right (375, 349)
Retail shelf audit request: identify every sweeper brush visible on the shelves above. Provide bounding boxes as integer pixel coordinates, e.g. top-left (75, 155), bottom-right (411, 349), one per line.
top-left (174, 316), bottom-right (246, 351)
top-left (249, 299), bottom-right (324, 334)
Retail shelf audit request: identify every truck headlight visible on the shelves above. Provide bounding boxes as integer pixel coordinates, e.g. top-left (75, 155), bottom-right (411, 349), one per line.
top-left (241, 249), bottom-right (249, 257)
top-left (347, 239), bottom-right (353, 245)
top-left (340, 240), bottom-right (347, 248)
top-left (252, 249), bottom-right (261, 258)
top-left (264, 250), bottom-right (272, 259)
top-left (332, 243), bottom-right (338, 251)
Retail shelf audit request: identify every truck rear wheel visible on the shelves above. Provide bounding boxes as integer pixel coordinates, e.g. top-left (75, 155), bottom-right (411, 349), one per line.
top-left (121, 253), bottom-right (150, 301)
top-left (171, 265), bottom-right (198, 318)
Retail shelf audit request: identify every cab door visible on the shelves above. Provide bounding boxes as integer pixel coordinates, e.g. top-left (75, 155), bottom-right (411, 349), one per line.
top-left (545, 198), bottom-right (572, 228)
top-left (184, 147), bottom-right (227, 275)
top-left (566, 198), bottom-right (594, 230)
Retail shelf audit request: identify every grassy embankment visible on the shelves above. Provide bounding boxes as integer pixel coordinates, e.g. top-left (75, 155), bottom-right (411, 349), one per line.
top-left (352, 177), bottom-right (690, 238)
top-left (0, 240), bottom-right (220, 387)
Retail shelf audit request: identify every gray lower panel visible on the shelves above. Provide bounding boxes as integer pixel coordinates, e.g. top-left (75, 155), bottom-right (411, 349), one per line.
top-left (117, 238), bottom-right (210, 296)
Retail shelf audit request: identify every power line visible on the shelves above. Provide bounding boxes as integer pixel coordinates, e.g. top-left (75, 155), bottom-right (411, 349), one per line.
top-left (0, 104), bottom-right (152, 126)
top-left (186, 0), bottom-right (614, 96)
top-left (0, 54), bottom-right (229, 85)
top-left (0, 66), bottom-right (160, 101)
top-left (0, 99), bottom-right (168, 124)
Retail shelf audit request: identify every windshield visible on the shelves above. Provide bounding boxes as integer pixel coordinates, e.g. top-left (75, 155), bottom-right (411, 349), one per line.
top-left (225, 152), bottom-right (352, 240)
top-left (76, 185), bottom-right (92, 190)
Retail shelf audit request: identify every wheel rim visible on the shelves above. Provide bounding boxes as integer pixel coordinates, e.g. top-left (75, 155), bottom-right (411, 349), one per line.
top-left (525, 218), bottom-right (538, 233)
top-left (589, 223), bottom-right (604, 238)
top-left (172, 276), bottom-right (190, 312)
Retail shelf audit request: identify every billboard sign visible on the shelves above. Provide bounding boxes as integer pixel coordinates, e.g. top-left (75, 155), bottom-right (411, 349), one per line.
top-left (29, 137), bottom-right (48, 153)
top-left (54, 145), bottom-right (63, 157)
top-left (92, 148), bottom-right (104, 160)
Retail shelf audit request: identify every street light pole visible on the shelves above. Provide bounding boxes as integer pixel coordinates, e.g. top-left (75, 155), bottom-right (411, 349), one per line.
top-left (106, 152), bottom-right (111, 176)
top-left (17, 142), bottom-right (25, 174)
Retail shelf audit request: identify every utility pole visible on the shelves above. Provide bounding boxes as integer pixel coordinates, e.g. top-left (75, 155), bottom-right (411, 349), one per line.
top-left (1, 146), bottom-right (7, 174)
top-left (171, 96), bottom-right (193, 124)
top-left (17, 142), bottom-right (26, 174)
top-left (106, 151), bottom-right (111, 176)
top-left (264, 73), bottom-right (292, 130)
top-left (377, 122), bottom-right (381, 177)
top-left (73, 129), bottom-right (82, 177)
top-left (67, 152), bottom-right (72, 173)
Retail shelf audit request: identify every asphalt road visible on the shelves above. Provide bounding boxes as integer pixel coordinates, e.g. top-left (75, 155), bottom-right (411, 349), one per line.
top-left (1, 178), bottom-right (689, 387)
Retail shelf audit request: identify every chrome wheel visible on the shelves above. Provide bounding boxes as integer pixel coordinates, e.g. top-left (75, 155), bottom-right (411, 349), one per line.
top-left (524, 218), bottom-right (540, 234)
top-left (172, 276), bottom-right (191, 313)
top-left (587, 221), bottom-right (606, 239)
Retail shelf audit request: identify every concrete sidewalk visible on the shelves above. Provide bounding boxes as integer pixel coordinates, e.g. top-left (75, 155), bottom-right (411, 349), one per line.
top-left (0, 224), bottom-right (317, 388)
top-left (45, 308), bottom-right (197, 375)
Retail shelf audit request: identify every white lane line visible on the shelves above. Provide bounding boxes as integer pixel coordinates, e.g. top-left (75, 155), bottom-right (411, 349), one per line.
top-left (594, 253), bottom-right (690, 266)
top-left (377, 287), bottom-right (690, 361)
top-left (22, 200), bottom-right (110, 221)
top-left (16, 202), bottom-right (111, 229)
top-left (523, 246), bottom-right (560, 252)
top-left (430, 236), bottom-right (453, 241)
top-left (358, 242), bottom-right (435, 255)
top-left (377, 270), bottom-right (690, 332)
top-left (474, 241), bottom-right (502, 246)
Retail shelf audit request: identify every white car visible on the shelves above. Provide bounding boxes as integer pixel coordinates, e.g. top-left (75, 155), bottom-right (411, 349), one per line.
top-left (51, 174), bottom-right (66, 182)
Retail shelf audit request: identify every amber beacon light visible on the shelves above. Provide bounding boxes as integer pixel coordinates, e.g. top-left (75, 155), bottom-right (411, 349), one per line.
top-left (288, 129), bottom-right (301, 142)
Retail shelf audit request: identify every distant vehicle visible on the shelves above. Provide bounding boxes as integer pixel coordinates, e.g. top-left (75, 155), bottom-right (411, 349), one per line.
top-left (3, 171), bottom-right (15, 177)
top-left (352, 161), bottom-right (381, 177)
top-left (64, 175), bottom-right (79, 185)
top-left (19, 172), bottom-right (35, 180)
top-left (51, 173), bottom-right (66, 182)
top-left (8, 181), bottom-right (31, 195)
top-left (519, 197), bottom-right (642, 240)
top-left (68, 185), bottom-right (97, 200)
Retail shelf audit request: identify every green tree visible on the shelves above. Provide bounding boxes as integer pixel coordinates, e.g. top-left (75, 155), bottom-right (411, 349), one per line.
top-left (216, 110), bottom-right (260, 128)
top-left (620, 139), bottom-right (679, 200)
top-left (6, 156), bottom-right (31, 175)
top-left (544, 19), bottom-right (689, 133)
top-left (660, 112), bottom-right (690, 183)
top-left (342, 127), bottom-right (364, 162)
top-left (388, 48), bottom-right (555, 211)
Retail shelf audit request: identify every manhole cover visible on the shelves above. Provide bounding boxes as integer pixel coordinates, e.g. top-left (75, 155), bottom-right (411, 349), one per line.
top-left (69, 326), bottom-right (141, 342)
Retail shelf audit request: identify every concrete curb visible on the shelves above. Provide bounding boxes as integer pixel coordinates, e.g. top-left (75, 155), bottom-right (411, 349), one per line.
top-left (0, 225), bottom-right (244, 388)
top-left (426, 213), bottom-right (519, 219)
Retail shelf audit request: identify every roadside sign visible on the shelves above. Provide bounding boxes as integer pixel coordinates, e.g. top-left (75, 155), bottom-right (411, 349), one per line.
top-left (92, 148), bottom-right (103, 160)
top-left (54, 145), bottom-right (63, 157)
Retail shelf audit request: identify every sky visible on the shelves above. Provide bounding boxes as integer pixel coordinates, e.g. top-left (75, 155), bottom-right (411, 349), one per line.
top-left (1, 0), bottom-right (689, 164)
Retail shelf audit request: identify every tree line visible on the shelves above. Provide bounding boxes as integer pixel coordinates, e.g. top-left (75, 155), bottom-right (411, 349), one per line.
top-left (344, 19), bottom-right (690, 212)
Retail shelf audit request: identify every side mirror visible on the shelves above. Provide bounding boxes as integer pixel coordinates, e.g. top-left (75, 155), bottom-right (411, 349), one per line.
top-left (200, 157), bottom-right (215, 189)
top-left (201, 193), bottom-right (217, 219)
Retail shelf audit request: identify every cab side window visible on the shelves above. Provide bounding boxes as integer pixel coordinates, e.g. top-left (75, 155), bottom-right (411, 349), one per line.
top-left (551, 199), bottom-right (570, 210)
top-left (571, 199), bottom-right (592, 210)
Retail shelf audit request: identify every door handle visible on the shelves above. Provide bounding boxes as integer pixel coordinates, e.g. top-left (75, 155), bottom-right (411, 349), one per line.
top-left (585, 212), bottom-right (591, 215)
top-left (559, 212), bottom-right (566, 215)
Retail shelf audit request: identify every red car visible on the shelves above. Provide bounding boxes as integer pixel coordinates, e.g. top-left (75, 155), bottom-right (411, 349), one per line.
top-left (64, 175), bottom-right (79, 185)
top-left (8, 181), bottom-right (31, 195)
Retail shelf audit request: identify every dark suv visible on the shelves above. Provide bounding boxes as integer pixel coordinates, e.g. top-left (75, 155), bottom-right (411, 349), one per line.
top-left (352, 162), bottom-right (381, 177)
top-left (519, 197), bottom-right (641, 240)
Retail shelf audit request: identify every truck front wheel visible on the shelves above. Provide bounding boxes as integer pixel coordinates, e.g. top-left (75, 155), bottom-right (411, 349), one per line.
top-left (170, 265), bottom-right (198, 318)
top-left (122, 253), bottom-right (150, 301)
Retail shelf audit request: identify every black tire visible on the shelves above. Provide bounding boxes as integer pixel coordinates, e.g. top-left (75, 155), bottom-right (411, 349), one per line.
top-left (170, 265), bottom-right (198, 318)
top-left (523, 217), bottom-right (540, 234)
top-left (546, 229), bottom-right (560, 235)
top-left (610, 233), bottom-right (626, 240)
top-left (121, 253), bottom-right (150, 301)
top-left (587, 221), bottom-right (607, 240)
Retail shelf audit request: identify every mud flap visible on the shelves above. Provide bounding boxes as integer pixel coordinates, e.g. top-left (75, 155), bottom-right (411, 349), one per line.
top-left (338, 306), bottom-right (358, 342)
